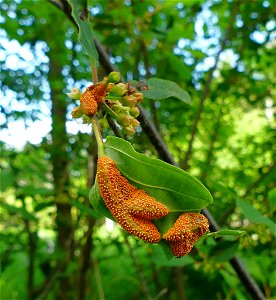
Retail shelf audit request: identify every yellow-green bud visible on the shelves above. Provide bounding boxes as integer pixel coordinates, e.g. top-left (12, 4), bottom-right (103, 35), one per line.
top-left (108, 71), bottom-right (120, 83)
top-left (66, 87), bottom-right (81, 100)
top-left (107, 83), bottom-right (115, 92)
top-left (124, 125), bottom-right (135, 136)
top-left (71, 106), bottom-right (83, 118)
top-left (130, 118), bottom-right (140, 127)
top-left (129, 107), bottom-right (140, 118)
top-left (98, 118), bottom-right (109, 130)
top-left (133, 92), bottom-right (143, 103)
top-left (82, 115), bottom-right (91, 124)
top-left (123, 95), bottom-right (137, 107)
top-left (110, 83), bottom-right (127, 96)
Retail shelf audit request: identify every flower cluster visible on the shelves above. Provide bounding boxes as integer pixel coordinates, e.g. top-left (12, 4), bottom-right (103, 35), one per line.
top-left (68, 72), bottom-right (143, 135)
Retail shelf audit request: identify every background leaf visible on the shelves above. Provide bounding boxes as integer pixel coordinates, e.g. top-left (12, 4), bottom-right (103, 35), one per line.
top-left (142, 78), bottom-right (191, 104)
top-left (236, 199), bottom-right (276, 236)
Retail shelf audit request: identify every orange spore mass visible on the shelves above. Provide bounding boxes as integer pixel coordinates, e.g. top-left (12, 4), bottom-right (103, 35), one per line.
top-left (163, 213), bottom-right (209, 257)
top-left (97, 156), bottom-right (169, 243)
top-left (80, 82), bottom-right (107, 116)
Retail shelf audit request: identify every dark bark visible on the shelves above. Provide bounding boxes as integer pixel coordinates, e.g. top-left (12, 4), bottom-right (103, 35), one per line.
top-left (49, 45), bottom-right (72, 300)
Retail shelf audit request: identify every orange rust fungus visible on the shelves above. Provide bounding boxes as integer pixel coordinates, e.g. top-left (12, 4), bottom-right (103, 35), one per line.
top-left (97, 156), bottom-right (169, 243)
top-left (163, 212), bottom-right (209, 257)
top-left (80, 82), bottom-right (107, 116)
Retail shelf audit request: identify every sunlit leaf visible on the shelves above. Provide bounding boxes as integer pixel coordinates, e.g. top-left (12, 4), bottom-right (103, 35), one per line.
top-left (142, 78), bottom-right (191, 104)
top-left (236, 199), bottom-right (276, 236)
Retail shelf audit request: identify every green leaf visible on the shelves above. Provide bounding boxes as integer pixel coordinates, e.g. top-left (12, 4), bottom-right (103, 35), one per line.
top-left (205, 230), bottom-right (246, 239)
top-left (104, 136), bottom-right (212, 212)
top-left (152, 245), bottom-right (194, 266)
top-left (268, 188), bottom-right (276, 213)
top-left (142, 78), bottom-right (191, 104)
top-left (236, 199), bottom-right (276, 236)
top-left (2, 203), bottom-right (37, 222)
top-left (209, 241), bottom-right (239, 262)
top-left (89, 181), bottom-right (114, 220)
top-left (70, 199), bottom-right (99, 218)
top-left (68, 0), bottom-right (99, 66)
top-left (34, 201), bottom-right (54, 212)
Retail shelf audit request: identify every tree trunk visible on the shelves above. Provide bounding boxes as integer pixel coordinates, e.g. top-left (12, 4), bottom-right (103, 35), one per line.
top-left (49, 47), bottom-right (72, 300)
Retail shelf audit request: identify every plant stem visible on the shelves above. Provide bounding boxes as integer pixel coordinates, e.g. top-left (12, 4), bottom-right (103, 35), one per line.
top-left (91, 118), bottom-right (104, 157)
top-left (90, 59), bottom-right (98, 83)
top-left (101, 101), bottom-right (119, 119)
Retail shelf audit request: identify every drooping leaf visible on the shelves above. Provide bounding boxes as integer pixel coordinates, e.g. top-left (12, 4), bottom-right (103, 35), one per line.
top-left (67, 0), bottom-right (99, 66)
top-left (236, 199), bottom-right (276, 236)
top-left (2, 203), bottom-right (37, 222)
top-left (209, 241), bottom-right (239, 262)
top-left (142, 78), bottom-right (191, 104)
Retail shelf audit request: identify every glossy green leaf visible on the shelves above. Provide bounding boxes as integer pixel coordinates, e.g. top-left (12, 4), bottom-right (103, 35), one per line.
top-left (68, 0), bottom-right (99, 66)
top-left (236, 199), bottom-right (276, 236)
top-left (142, 78), bottom-right (191, 104)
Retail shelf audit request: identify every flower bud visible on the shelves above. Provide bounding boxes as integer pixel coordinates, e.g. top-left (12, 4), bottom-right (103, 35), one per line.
top-left (82, 115), bottom-right (92, 124)
top-left (133, 92), bottom-right (143, 103)
top-left (117, 115), bottom-right (131, 127)
top-left (110, 83), bottom-right (127, 96)
top-left (124, 125), bottom-right (135, 136)
top-left (130, 118), bottom-right (140, 127)
top-left (98, 118), bottom-right (109, 130)
top-left (129, 107), bottom-right (140, 118)
top-left (71, 106), bottom-right (83, 119)
top-left (122, 95), bottom-right (137, 107)
top-left (66, 87), bottom-right (81, 100)
top-left (107, 83), bottom-right (115, 92)
top-left (108, 71), bottom-right (120, 83)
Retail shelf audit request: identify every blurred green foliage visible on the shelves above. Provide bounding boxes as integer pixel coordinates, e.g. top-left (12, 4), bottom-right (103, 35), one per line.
top-left (0, 0), bottom-right (275, 299)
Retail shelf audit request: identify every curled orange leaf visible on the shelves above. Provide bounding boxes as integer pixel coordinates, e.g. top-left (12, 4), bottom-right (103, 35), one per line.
top-left (97, 156), bottom-right (169, 243)
top-left (163, 213), bottom-right (209, 257)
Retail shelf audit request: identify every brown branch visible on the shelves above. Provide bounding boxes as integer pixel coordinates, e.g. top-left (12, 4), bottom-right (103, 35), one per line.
top-left (181, 2), bottom-right (239, 170)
